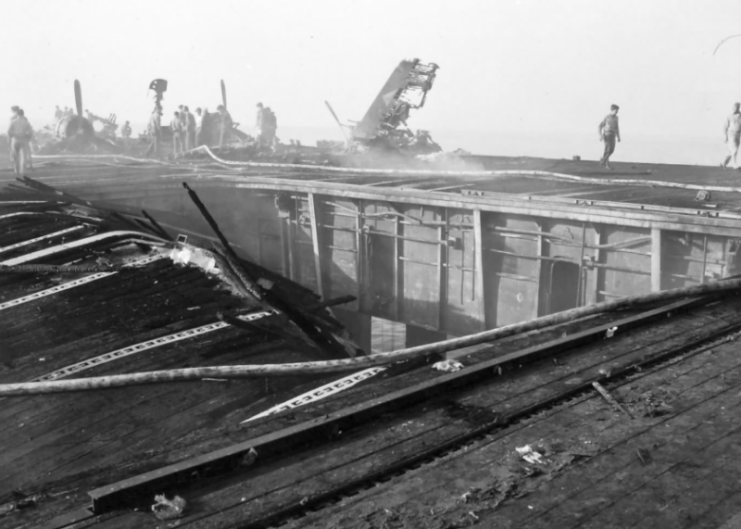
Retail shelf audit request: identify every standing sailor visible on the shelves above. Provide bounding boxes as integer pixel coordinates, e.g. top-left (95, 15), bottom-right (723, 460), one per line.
top-left (598, 104), bottom-right (621, 169)
top-left (8, 108), bottom-right (34, 174)
top-left (263, 106), bottom-right (277, 146)
top-left (145, 108), bottom-right (162, 158)
top-left (194, 108), bottom-right (204, 146)
top-left (255, 102), bottom-right (265, 145)
top-left (170, 111), bottom-right (183, 156)
top-left (121, 120), bottom-right (132, 139)
top-left (8, 106), bottom-right (19, 169)
top-left (722, 102), bottom-right (741, 170)
top-left (217, 105), bottom-right (232, 148)
top-left (183, 106), bottom-right (196, 151)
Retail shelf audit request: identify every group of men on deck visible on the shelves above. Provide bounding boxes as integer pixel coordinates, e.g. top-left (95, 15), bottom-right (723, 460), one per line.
top-left (146, 104), bottom-right (235, 158)
top-left (169, 105), bottom-right (198, 156)
top-left (10, 101), bottom-right (741, 169)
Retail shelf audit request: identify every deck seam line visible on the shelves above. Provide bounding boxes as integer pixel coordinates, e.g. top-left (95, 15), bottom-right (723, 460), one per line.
top-left (32, 310), bottom-right (277, 383)
top-left (0, 254), bottom-right (166, 312)
top-left (0, 226), bottom-right (84, 254)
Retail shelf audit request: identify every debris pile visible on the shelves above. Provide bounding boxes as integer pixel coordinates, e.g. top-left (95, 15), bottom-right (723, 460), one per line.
top-left (151, 494), bottom-right (187, 520)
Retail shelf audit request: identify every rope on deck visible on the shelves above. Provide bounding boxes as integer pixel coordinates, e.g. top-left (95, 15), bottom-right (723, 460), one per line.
top-left (3, 276), bottom-right (741, 395)
top-left (33, 147), bottom-right (741, 194)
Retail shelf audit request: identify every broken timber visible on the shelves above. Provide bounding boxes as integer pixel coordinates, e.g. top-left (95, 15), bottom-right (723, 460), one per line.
top-left (182, 182), bottom-right (352, 357)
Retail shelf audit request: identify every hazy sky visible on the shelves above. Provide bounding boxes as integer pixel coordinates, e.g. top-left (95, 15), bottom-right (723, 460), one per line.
top-left (2, 0), bottom-right (741, 154)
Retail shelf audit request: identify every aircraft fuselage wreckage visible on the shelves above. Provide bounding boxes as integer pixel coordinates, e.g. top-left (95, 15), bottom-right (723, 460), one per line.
top-left (351, 59), bottom-right (441, 153)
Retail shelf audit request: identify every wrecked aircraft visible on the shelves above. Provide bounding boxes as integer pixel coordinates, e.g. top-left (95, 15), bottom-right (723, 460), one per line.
top-left (350, 59), bottom-right (442, 154)
top-left (46, 80), bottom-right (121, 154)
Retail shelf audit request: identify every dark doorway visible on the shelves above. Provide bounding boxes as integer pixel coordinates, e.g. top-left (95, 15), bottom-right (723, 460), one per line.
top-left (545, 260), bottom-right (580, 315)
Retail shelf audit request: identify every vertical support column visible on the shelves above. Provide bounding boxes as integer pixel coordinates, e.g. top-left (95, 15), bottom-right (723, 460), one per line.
top-left (589, 225), bottom-right (603, 304)
top-left (576, 221), bottom-right (587, 307)
top-left (308, 193), bottom-right (325, 299)
top-left (701, 235), bottom-right (708, 284)
top-left (473, 209), bottom-right (486, 331)
top-left (288, 197), bottom-right (301, 283)
top-left (279, 218), bottom-right (290, 279)
top-left (355, 200), bottom-right (364, 310)
top-left (534, 219), bottom-right (545, 316)
top-left (393, 215), bottom-right (402, 320)
top-left (651, 227), bottom-right (662, 292)
top-left (437, 209), bottom-right (448, 331)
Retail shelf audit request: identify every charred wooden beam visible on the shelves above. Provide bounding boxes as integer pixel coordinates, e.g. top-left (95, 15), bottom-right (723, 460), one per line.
top-left (182, 182), bottom-right (241, 263)
top-left (217, 311), bottom-right (288, 338)
top-left (307, 295), bottom-right (357, 311)
top-left (209, 248), bottom-right (264, 308)
top-left (18, 176), bottom-right (94, 207)
top-left (141, 209), bottom-right (173, 241)
top-left (183, 184), bottom-right (351, 358)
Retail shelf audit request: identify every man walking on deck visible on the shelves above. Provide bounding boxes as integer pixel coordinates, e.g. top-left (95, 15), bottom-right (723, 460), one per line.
top-left (722, 102), bottom-right (741, 170)
top-left (598, 104), bottom-right (621, 169)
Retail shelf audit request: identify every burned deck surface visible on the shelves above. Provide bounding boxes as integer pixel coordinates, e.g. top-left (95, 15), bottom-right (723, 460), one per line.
top-left (0, 192), bottom-right (353, 527)
top-left (33, 292), bottom-right (741, 529)
top-left (3, 248), bottom-right (740, 529)
top-left (3, 157), bottom-right (741, 528)
top-left (284, 308), bottom-right (741, 529)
